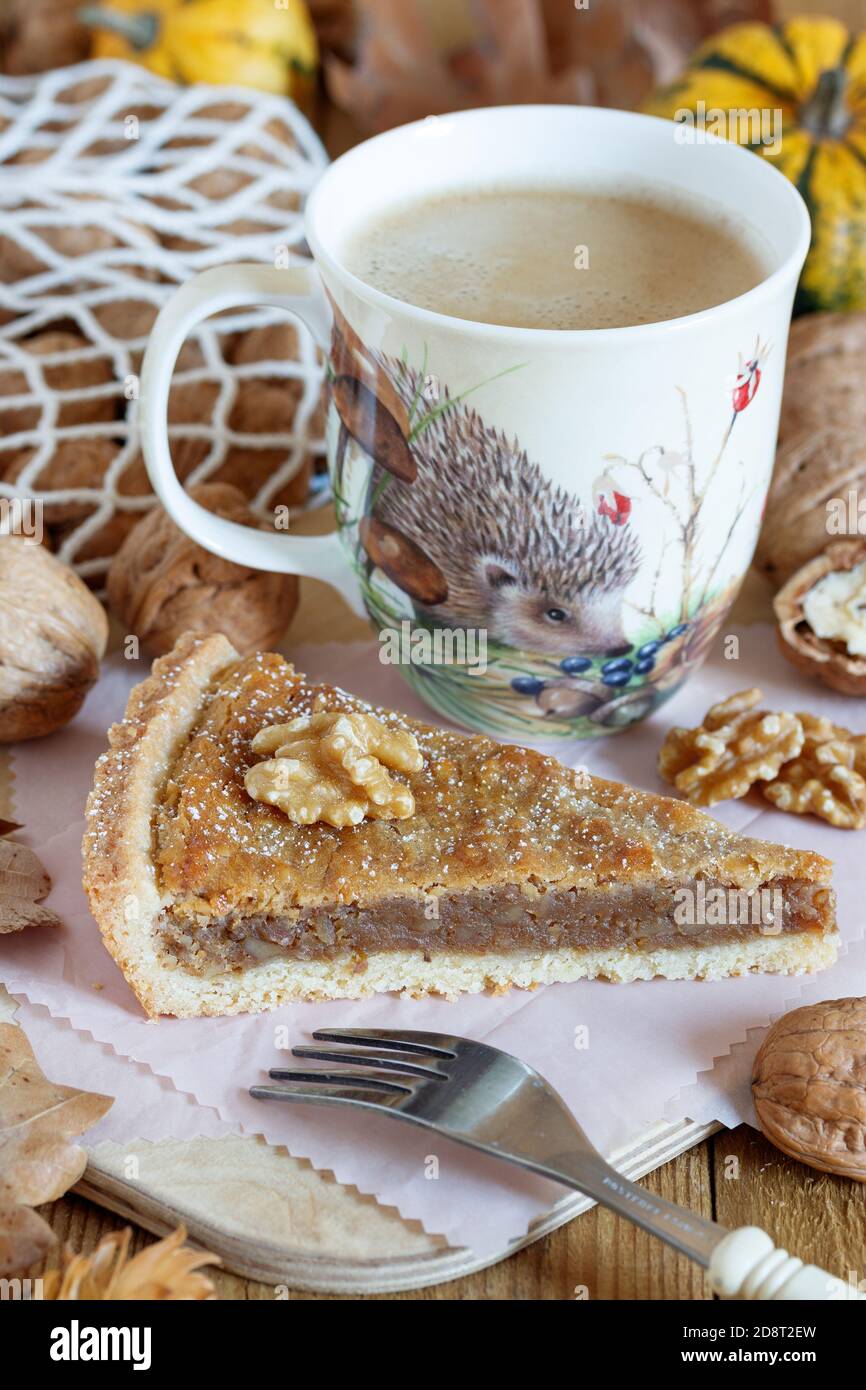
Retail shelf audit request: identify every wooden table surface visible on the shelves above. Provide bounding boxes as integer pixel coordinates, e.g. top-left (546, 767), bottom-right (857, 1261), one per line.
top-left (29, 75), bottom-right (866, 1300)
top-left (38, 1127), bottom-right (865, 1299)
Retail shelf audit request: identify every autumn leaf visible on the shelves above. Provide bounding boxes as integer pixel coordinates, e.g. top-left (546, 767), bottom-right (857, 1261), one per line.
top-left (0, 1024), bottom-right (113, 1203)
top-left (0, 840), bottom-right (61, 934)
top-left (0, 1023), bottom-right (113, 1275)
top-left (43, 1225), bottom-right (220, 1301)
top-left (0, 1202), bottom-right (55, 1275)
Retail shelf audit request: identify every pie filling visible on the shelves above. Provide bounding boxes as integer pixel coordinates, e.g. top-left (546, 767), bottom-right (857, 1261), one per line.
top-left (157, 878), bottom-right (832, 976)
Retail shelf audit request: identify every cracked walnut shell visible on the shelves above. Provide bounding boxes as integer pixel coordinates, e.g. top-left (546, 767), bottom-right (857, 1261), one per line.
top-left (763, 714), bottom-right (866, 830)
top-left (774, 540), bottom-right (866, 697)
top-left (658, 690), bottom-right (804, 808)
top-left (245, 710), bottom-right (423, 828)
top-left (752, 997), bottom-right (866, 1182)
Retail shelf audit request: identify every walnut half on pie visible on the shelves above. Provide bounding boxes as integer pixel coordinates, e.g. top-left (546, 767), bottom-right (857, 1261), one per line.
top-left (82, 633), bottom-right (838, 1018)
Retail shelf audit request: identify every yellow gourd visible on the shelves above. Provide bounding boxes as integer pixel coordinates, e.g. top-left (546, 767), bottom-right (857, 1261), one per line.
top-left (83, 0), bottom-right (319, 101)
top-left (645, 17), bottom-right (866, 314)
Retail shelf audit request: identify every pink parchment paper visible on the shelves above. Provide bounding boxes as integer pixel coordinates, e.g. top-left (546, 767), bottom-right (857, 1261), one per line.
top-left (2, 625), bottom-right (864, 1256)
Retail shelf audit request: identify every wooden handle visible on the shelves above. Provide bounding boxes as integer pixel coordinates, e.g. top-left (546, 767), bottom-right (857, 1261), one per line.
top-left (709, 1228), bottom-right (863, 1301)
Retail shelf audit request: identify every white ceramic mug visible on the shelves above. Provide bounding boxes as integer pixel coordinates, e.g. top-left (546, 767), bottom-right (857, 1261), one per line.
top-left (140, 105), bottom-right (810, 740)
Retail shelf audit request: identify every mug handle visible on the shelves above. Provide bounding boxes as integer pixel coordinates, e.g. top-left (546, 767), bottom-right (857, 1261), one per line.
top-left (139, 263), bottom-right (366, 617)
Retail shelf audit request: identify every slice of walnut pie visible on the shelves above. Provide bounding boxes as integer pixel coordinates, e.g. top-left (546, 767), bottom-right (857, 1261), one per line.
top-left (83, 634), bottom-right (837, 1018)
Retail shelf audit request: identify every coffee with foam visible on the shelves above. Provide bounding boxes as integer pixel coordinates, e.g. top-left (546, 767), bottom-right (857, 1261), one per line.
top-left (345, 184), bottom-right (771, 331)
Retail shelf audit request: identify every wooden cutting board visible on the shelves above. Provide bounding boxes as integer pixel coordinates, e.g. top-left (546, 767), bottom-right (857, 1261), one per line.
top-left (77, 1119), bottom-right (721, 1294)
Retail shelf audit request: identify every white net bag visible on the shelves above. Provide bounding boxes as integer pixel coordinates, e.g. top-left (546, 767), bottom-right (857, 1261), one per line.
top-left (0, 59), bottom-right (330, 588)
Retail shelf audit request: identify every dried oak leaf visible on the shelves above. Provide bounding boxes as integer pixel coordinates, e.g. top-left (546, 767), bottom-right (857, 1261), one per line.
top-left (308, 0), bottom-right (357, 59)
top-left (326, 0), bottom-right (771, 133)
top-left (0, 1201), bottom-right (54, 1275)
top-left (0, 0), bottom-right (89, 78)
top-left (0, 1023), bottom-right (113, 1275)
top-left (0, 839), bottom-right (61, 934)
top-left (43, 1224), bottom-right (219, 1301)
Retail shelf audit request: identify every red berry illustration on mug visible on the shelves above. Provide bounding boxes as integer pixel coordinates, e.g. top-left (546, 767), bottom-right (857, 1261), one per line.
top-left (593, 471), bottom-right (632, 527)
top-left (599, 492), bottom-right (632, 526)
top-left (731, 335), bottom-right (771, 414)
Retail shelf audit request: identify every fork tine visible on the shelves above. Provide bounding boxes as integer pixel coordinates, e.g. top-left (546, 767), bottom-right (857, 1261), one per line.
top-left (291, 1045), bottom-right (447, 1080)
top-left (267, 1067), bottom-right (412, 1093)
top-left (251, 1082), bottom-right (403, 1109)
top-left (311, 1027), bottom-right (458, 1058)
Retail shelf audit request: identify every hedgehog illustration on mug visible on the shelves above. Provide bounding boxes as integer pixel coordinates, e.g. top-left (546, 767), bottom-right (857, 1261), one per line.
top-left (365, 356), bottom-right (642, 659)
top-left (327, 297), bottom-right (770, 737)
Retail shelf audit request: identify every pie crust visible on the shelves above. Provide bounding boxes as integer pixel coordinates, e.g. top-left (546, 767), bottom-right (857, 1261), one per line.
top-left (83, 633), bottom-right (838, 1018)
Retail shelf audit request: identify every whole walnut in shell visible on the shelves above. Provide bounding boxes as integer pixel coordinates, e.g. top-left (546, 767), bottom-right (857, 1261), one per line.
top-left (0, 0), bottom-right (89, 75)
top-left (752, 997), bottom-right (866, 1182)
top-left (755, 426), bottom-right (866, 586)
top-left (0, 537), bottom-right (108, 742)
top-left (107, 483), bottom-right (299, 657)
top-left (0, 330), bottom-right (117, 437)
top-left (780, 311), bottom-right (866, 445)
top-left (757, 310), bottom-right (866, 586)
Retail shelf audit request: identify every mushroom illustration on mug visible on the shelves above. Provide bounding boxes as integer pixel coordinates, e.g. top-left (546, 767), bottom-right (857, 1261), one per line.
top-left (328, 297), bottom-right (417, 489)
top-left (327, 299), bottom-right (448, 609)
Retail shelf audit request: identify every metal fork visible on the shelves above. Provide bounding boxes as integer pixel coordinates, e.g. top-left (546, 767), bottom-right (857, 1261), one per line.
top-left (251, 1027), bottom-right (859, 1301)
